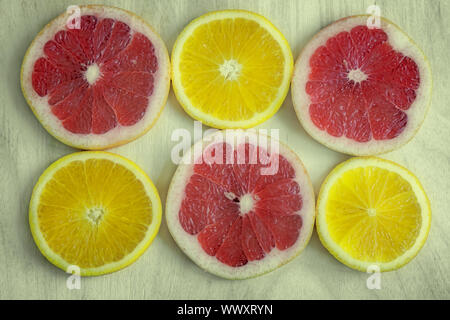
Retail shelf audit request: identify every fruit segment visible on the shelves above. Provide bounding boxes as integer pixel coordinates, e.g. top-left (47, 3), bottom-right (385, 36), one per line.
top-left (326, 166), bottom-right (421, 262)
top-left (22, 6), bottom-right (170, 149)
top-left (179, 142), bottom-right (303, 267)
top-left (38, 158), bottom-right (152, 268)
top-left (292, 16), bottom-right (432, 155)
top-left (316, 157), bottom-right (431, 272)
top-left (29, 152), bottom-right (162, 275)
top-left (179, 18), bottom-right (283, 121)
top-left (166, 131), bottom-right (316, 279)
top-left (172, 10), bottom-right (294, 129)
top-left (307, 25), bottom-right (419, 142)
top-left (32, 16), bottom-right (157, 134)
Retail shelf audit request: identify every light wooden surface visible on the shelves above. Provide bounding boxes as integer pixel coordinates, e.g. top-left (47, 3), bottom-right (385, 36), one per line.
top-left (0, 0), bottom-right (449, 300)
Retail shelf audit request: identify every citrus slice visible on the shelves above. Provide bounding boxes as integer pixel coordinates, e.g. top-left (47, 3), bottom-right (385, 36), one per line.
top-left (171, 10), bottom-right (293, 129)
top-left (29, 151), bottom-right (162, 276)
top-left (166, 130), bottom-right (315, 279)
top-left (316, 157), bottom-right (431, 272)
top-left (292, 15), bottom-right (432, 155)
top-left (21, 5), bottom-right (170, 150)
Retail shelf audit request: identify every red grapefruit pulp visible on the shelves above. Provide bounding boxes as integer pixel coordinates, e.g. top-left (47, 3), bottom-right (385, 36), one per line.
top-left (292, 15), bottom-right (432, 155)
top-left (21, 6), bottom-right (170, 149)
top-left (166, 130), bottom-right (315, 279)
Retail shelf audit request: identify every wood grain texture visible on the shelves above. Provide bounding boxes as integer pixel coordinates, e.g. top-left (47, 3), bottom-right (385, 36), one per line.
top-left (0, 0), bottom-right (449, 299)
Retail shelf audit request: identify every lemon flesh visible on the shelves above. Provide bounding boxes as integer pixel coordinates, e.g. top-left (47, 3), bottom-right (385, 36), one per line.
top-left (317, 157), bottom-right (431, 272)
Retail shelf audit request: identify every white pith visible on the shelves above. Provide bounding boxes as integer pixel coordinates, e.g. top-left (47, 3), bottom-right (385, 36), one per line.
top-left (239, 194), bottom-right (254, 215)
top-left (219, 59), bottom-right (242, 81)
top-left (85, 63), bottom-right (101, 85)
top-left (29, 151), bottom-right (163, 276)
top-left (316, 157), bottom-right (431, 272)
top-left (291, 15), bottom-right (432, 156)
top-left (86, 207), bottom-right (105, 224)
top-left (347, 68), bottom-right (367, 83)
top-left (367, 208), bottom-right (376, 217)
top-left (21, 5), bottom-right (171, 150)
top-left (165, 130), bottom-right (316, 279)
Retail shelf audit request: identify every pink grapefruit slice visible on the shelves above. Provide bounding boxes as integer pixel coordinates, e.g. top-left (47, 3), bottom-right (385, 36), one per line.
top-left (292, 15), bottom-right (432, 155)
top-left (21, 5), bottom-right (170, 150)
top-left (166, 130), bottom-right (315, 279)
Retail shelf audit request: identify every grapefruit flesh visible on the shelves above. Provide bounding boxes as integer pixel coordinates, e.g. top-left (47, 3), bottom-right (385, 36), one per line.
top-left (33, 20), bottom-right (157, 134)
top-left (22, 6), bottom-right (170, 149)
top-left (292, 16), bottom-right (432, 155)
top-left (182, 144), bottom-right (302, 266)
top-left (166, 130), bottom-right (315, 279)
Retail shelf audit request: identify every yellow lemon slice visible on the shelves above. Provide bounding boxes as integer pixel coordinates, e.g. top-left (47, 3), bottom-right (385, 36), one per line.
top-left (171, 10), bottom-right (293, 129)
top-left (29, 151), bottom-right (162, 276)
top-left (316, 157), bottom-right (431, 272)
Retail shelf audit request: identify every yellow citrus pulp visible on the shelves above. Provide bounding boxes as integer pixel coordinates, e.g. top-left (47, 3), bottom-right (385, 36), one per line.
top-left (171, 10), bottom-right (293, 128)
top-left (317, 157), bottom-right (431, 272)
top-left (29, 152), bottom-right (162, 276)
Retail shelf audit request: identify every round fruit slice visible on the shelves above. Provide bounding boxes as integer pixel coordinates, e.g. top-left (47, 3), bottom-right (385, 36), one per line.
top-left (316, 157), bottom-right (431, 272)
top-left (29, 151), bottom-right (162, 276)
top-left (21, 5), bottom-right (170, 150)
top-left (166, 130), bottom-right (315, 279)
top-left (292, 15), bottom-right (432, 155)
top-left (171, 10), bottom-right (293, 129)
